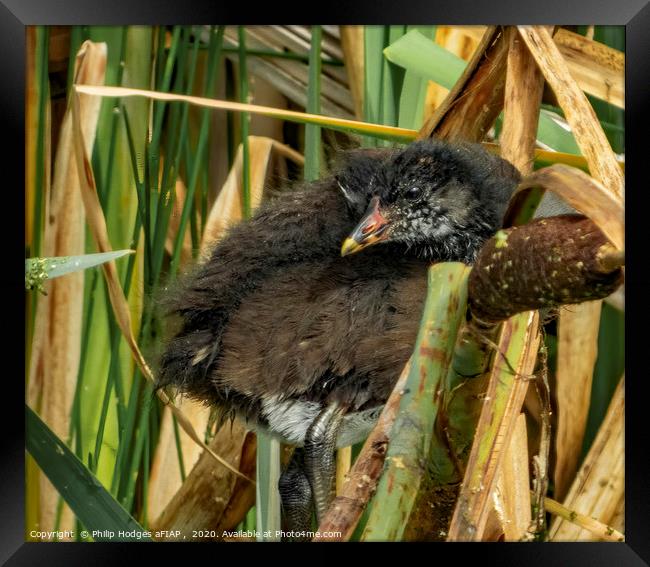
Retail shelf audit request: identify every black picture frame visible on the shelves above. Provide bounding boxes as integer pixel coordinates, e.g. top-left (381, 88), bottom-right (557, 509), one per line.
top-left (7, 1), bottom-right (648, 564)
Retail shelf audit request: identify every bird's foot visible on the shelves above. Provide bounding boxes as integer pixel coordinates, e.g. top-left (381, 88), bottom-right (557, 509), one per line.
top-left (304, 403), bottom-right (345, 524)
top-left (279, 448), bottom-right (313, 542)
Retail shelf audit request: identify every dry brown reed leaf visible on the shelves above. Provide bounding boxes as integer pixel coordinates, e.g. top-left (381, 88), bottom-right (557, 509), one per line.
top-left (554, 301), bottom-right (602, 501)
top-left (423, 26), bottom-right (483, 121)
top-left (335, 446), bottom-right (352, 495)
top-left (74, 84), bottom-right (415, 140)
top-left (517, 26), bottom-right (624, 199)
top-left (447, 311), bottom-right (541, 541)
top-left (508, 165), bottom-right (624, 251)
top-left (499, 31), bottom-right (546, 175)
top-left (151, 418), bottom-right (255, 538)
top-left (553, 28), bottom-right (624, 109)
top-left (511, 35), bottom-right (623, 512)
top-left (493, 413), bottom-right (532, 541)
top-left (27, 40), bottom-right (106, 537)
top-left (201, 136), bottom-right (295, 251)
top-left (419, 26), bottom-right (508, 141)
top-left (549, 376), bottom-right (624, 541)
top-left (446, 29), bottom-right (542, 542)
top-left (164, 176), bottom-right (193, 267)
top-left (426, 26), bottom-right (624, 110)
top-left (339, 26), bottom-right (364, 120)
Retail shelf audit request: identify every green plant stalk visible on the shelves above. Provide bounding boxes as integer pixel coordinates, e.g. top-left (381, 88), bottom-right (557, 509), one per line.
top-left (150, 26), bottom-right (182, 149)
top-left (154, 26), bottom-right (166, 92)
top-left (304, 26), bottom-right (322, 181)
top-left (111, 368), bottom-right (144, 496)
top-left (245, 505), bottom-right (256, 532)
top-left (255, 434), bottom-right (281, 541)
top-left (380, 26), bottom-right (406, 131)
top-left (363, 26), bottom-right (386, 147)
top-left (95, 27), bottom-right (129, 208)
top-left (28, 26), bottom-right (50, 345)
top-left (238, 26), bottom-right (251, 219)
top-left (91, 333), bottom-right (123, 474)
top-left (122, 383), bottom-right (154, 511)
top-left (103, 219), bottom-right (143, 499)
top-left (397, 26), bottom-right (436, 130)
top-left (172, 414), bottom-right (187, 482)
top-left (152, 26), bottom-right (192, 236)
top-left (90, 219), bottom-right (142, 473)
top-left (200, 167), bottom-right (209, 236)
top-left (144, 26), bottom-right (183, 270)
top-left (30, 26), bottom-right (49, 261)
top-left (399, 326), bottom-right (497, 540)
top-left (26, 404), bottom-right (152, 541)
top-left (169, 26), bottom-right (225, 275)
top-left (151, 28), bottom-right (201, 281)
top-left (361, 262), bottom-right (470, 541)
top-left (142, 426), bottom-right (150, 528)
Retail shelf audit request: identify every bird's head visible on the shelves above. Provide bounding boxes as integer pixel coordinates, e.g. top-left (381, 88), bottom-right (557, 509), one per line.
top-left (336, 140), bottom-right (521, 263)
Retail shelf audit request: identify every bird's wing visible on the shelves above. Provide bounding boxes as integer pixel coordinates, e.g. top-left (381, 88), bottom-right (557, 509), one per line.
top-left (214, 256), bottom-right (428, 410)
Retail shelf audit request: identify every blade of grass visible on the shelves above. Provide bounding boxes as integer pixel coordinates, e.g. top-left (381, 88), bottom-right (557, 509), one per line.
top-left (363, 26), bottom-right (386, 147)
top-left (384, 28), bottom-right (466, 89)
top-left (25, 251), bottom-right (134, 290)
top-left (170, 26), bottom-right (225, 275)
top-left (380, 26), bottom-right (406, 130)
top-left (28, 26), bottom-right (50, 261)
top-left (238, 27), bottom-right (251, 218)
top-left (304, 25), bottom-right (322, 181)
top-left (26, 404), bottom-right (152, 541)
top-left (81, 26), bottom-right (152, 495)
top-left (397, 26), bottom-right (436, 130)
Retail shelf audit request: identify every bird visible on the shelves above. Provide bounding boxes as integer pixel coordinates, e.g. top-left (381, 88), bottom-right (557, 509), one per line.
top-left (156, 138), bottom-right (521, 538)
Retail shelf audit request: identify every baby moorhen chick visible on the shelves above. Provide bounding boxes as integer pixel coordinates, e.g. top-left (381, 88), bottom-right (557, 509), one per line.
top-left (157, 139), bottom-right (520, 536)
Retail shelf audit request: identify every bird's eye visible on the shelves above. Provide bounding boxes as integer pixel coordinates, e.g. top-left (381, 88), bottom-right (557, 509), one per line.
top-left (406, 186), bottom-right (422, 200)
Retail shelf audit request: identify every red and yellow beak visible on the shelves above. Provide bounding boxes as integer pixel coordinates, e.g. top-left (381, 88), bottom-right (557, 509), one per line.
top-left (341, 196), bottom-right (390, 256)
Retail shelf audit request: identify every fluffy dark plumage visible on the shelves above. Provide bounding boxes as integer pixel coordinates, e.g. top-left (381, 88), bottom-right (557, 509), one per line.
top-left (156, 139), bottom-right (520, 429)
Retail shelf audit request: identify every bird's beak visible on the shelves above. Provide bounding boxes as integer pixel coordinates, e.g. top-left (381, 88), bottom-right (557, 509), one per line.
top-left (341, 196), bottom-right (390, 257)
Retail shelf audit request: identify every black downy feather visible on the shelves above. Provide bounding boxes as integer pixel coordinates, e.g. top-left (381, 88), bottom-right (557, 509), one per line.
top-left (156, 139), bottom-right (520, 421)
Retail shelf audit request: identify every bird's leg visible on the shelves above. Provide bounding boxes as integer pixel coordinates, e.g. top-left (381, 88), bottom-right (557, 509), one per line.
top-left (303, 403), bottom-right (345, 523)
top-left (278, 447), bottom-right (313, 541)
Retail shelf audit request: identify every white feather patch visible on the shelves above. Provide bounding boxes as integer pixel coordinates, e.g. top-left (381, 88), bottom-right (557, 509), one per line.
top-left (259, 396), bottom-right (383, 448)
